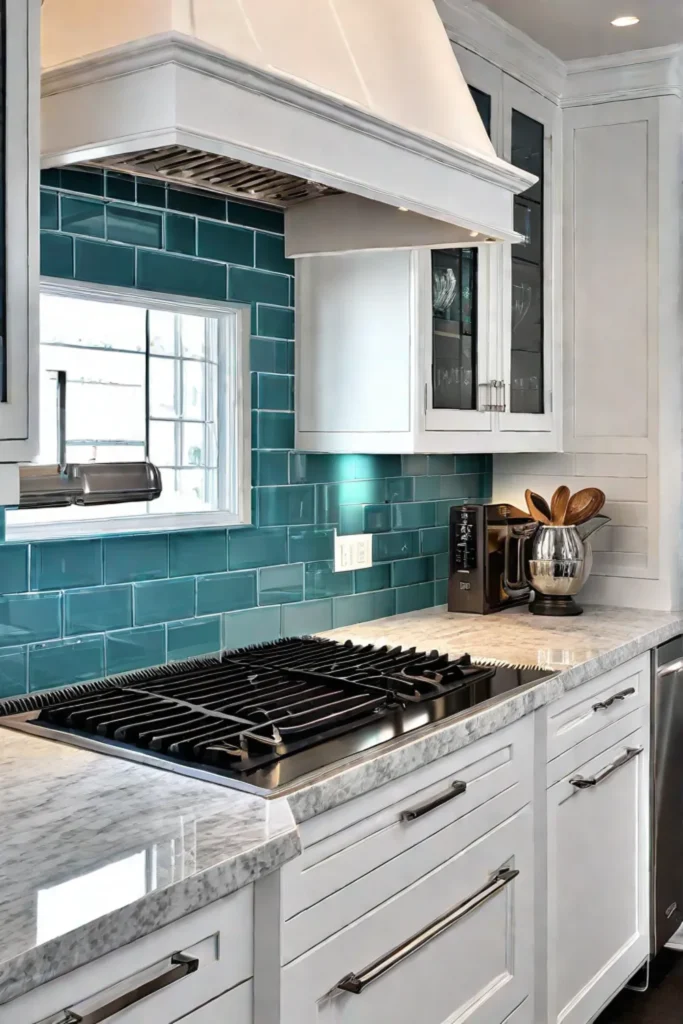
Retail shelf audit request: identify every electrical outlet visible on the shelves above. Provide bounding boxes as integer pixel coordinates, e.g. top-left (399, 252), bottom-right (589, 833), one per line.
top-left (334, 533), bottom-right (373, 572)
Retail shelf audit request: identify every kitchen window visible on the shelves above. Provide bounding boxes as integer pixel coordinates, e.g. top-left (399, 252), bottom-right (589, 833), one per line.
top-left (7, 281), bottom-right (250, 539)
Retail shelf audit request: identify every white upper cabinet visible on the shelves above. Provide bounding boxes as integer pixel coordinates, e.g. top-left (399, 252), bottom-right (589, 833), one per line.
top-left (295, 47), bottom-right (561, 455)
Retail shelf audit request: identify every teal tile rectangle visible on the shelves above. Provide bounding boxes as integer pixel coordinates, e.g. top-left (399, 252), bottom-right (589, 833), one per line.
top-left (455, 454), bottom-right (489, 473)
top-left (385, 477), bottom-right (414, 502)
top-left (104, 534), bottom-right (168, 583)
top-left (339, 505), bottom-right (363, 536)
top-left (0, 544), bottom-right (28, 595)
top-left (40, 231), bottom-right (74, 278)
top-left (167, 616), bottom-right (221, 661)
top-left (258, 373), bottom-right (293, 411)
top-left (29, 636), bottom-right (105, 692)
top-left (434, 552), bottom-right (450, 579)
top-left (333, 589), bottom-right (396, 628)
top-left (282, 599), bottom-right (333, 637)
top-left (288, 527), bottom-right (334, 563)
top-left (223, 605), bottom-right (281, 651)
top-left (40, 190), bottom-right (58, 230)
top-left (75, 239), bottom-right (135, 287)
top-left (196, 570), bottom-right (257, 616)
top-left (107, 204), bottom-right (162, 247)
top-left (0, 593), bottom-right (62, 648)
top-left (315, 481), bottom-right (386, 525)
top-left (402, 455), bottom-right (429, 475)
top-left (259, 563), bottom-right (303, 605)
top-left (434, 578), bottom-right (448, 604)
top-left (354, 563), bottom-right (391, 593)
top-left (353, 455), bottom-right (402, 480)
top-left (392, 556), bottom-right (434, 587)
top-left (305, 561), bottom-right (353, 600)
top-left (290, 453), bottom-right (357, 485)
top-left (413, 476), bottom-right (441, 500)
top-left (166, 213), bottom-right (196, 255)
top-left (197, 220), bottom-right (254, 266)
top-left (439, 474), bottom-right (484, 499)
top-left (228, 527), bottom-right (288, 570)
top-left (169, 529), bottom-right (227, 577)
top-left (106, 625), bottom-right (166, 675)
top-left (105, 171), bottom-right (136, 202)
top-left (258, 486), bottom-right (315, 527)
top-left (364, 505), bottom-right (392, 533)
top-left (427, 455), bottom-right (456, 474)
top-left (392, 502), bottom-right (436, 529)
top-left (61, 196), bottom-right (105, 237)
top-left (255, 232), bottom-right (294, 275)
top-left (168, 187), bottom-right (226, 220)
top-left (436, 500), bottom-right (460, 526)
top-left (138, 250), bottom-right (226, 300)
top-left (228, 200), bottom-right (283, 233)
top-left (251, 337), bottom-right (294, 374)
top-left (60, 167), bottom-right (104, 195)
top-left (0, 647), bottom-right (27, 698)
top-left (373, 531), bottom-right (420, 562)
top-left (65, 584), bottom-right (132, 635)
top-left (258, 411), bottom-right (294, 449)
top-left (257, 306), bottom-right (294, 340)
top-left (396, 582), bottom-right (435, 614)
top-left (252, 451), bottom-right (289, 486)
top-left (229, 267), bottom-right (289, 306)
top-left (137, 181), bottom-right (166, 208)
top-left (420, 527), bottom-right (449, 555)
top-left (31, 539), bottom-right (103, 590)
top-left (134, 577), bottom-right (195, 626)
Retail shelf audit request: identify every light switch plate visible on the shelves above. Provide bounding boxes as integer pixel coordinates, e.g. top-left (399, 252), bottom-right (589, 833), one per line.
top-left (334, 533), bottom-right (373, 572)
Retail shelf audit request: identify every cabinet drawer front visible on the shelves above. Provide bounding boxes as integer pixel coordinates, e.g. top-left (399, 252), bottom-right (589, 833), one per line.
top-left (546, 655), bottom-right (649, 761)
top-left (282, 804), bottom-right (533, 1024)
top-left (177, 979), bottom-right (252, 1023)
top-left (5, 887), bottom-right (252, 1024)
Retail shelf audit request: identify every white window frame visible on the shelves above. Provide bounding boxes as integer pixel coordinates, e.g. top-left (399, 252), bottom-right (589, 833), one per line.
top-left (6, 278), bottom-right (252, 541)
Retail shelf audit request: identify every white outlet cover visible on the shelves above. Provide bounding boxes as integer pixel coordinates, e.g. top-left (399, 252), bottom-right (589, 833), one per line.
top-left (334, 533), bottom-right (373, 572)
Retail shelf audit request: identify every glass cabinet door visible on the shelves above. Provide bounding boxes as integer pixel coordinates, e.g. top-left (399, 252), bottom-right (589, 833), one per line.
top-left (431, 247), bottom-right (477, 412)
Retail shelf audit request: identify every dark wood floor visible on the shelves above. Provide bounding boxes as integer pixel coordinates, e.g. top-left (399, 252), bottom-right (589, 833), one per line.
top-left (595, 950), bottom-right (683, 1023)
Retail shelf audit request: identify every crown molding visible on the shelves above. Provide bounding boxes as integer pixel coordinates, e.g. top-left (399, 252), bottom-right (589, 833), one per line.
top-left (563, 44), bottom-right (683, 106)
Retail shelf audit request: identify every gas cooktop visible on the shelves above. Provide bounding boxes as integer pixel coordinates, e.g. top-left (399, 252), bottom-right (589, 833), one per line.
top-left (0, 637), bottom-right (553, 795)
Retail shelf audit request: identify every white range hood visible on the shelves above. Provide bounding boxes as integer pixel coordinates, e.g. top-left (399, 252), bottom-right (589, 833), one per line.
top-left (40, 0), bottom-right (535, 256)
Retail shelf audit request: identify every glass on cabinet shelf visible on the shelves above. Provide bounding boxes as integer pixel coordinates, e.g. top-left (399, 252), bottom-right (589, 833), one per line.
top-left (431, 248), bottom-right (477, 412)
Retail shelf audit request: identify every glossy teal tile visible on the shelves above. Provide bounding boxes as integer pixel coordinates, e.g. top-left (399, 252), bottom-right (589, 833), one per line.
top-left (228, 526), bottom-right (288, 570)
top-left (333, 589), bottom-right (396, 628)
top-left (169, 529), bottom-right (227, 577)
top-left (251, 337), bottom-right (294, 374)
top-left (338, 505), bottom-right (363, 536)
top-left (305, 561), bottom-right (353, 600)
top-left (105, 171), bottom-right (136, 202)
top-left (289, 453), bottom-right (357, 485)
top-left (353, 455), bottom-right (402, 480)
top-left (197, 220), bottom-right (253, 266)
top-left (60, 167), bottom-right (104, 195)
top-left (107, 204), bottom-right (162, 247)
top-left (456, 454), bottom-right (489, 473)
top-left (434, 553), bottom-right (450, 579)
top-left (413, 476), bottom-right (441, 500)
top-left (282, 599), bottom-right (333, 637)
top-left (402, 455), bottom-right (429, 475)
top-left (229, 267), bottom-right (289, 306)
top-left (61, 196), bottom-right (105, 237)
top-left (427, 455), bottom-right (456, 474)
top-left (196, 570), bottom-right (257, 616)
top-left (392, 556), bottom-right (434, 587)
top-left (40, 190), bottom-right (58, 230)
top-left (40, 231), bottom-right (74, 278)
top-left (223, 605), bottom-right (281, 650)
top-left (106, 625), bottom-right (166, 675)
top-left (373, 531), bottom-right (420, 562)
top-left (137, 181), bottom-right (166, 208)
top-left (134, 577), bottom-right (195, 626)
top-left (255, 232), bottom-right (294, 275)
top-left (65, 584), bottom-right (132, 636)
top-left (257, 305), bottom-right (294, 340)
top-left (167, 616), bottom-right (221, 661)
top-left (31, 539), bottom-right (102, 590)
top-left (252, 451), bottom-right (289, 486)
top-left (258, 373), bottom-right (293, 411)
top-left (438, 474), bottom-right (485, 499)
top-left (0, 593), bottom-right (62, 648)
top-left (434, 578), bottom-right (448, 604)
top-left (396, 582), bottom-right (435, 614)
top-left (364, 505), bottom-right (392, 533)
top-left (315, 481), bottom-right (386, 525)
top-left (436, 500), bottom-right (460, 526)
top-left (354, 563), bottom-right (391, 593)
top-left (288, 527), bottom-right (335, 564)
top-left (75, 239), bottom-right (135, 287)
top-left (258, 411), bottom-right (294, 449)
top-left (386, 477), bottom-right (414, 502)
top-left (104, 534), bottom-right (168, 583)
top-left (0, 545), bottom-right (28, 595)
top-left (138, 250), bottom-right (226, 300)
top-left (420, 526), bottom-right (449, 555)
top-left (0, 647), bottom-right (27, 697)
top-left (392, 502), bottom-right (436, 530)
top-left (228, 201), bottom-right (283, 233)
top-left (258, 485), bottom-right (315, 527)
top-left (166, 213), bottom-right (196, 255)
top-left (259, 563), bottom-right (303, 605)
top-left (29, 636), bottom-right (105, 692)
top-left (168, 187), bottom-right (226, 220)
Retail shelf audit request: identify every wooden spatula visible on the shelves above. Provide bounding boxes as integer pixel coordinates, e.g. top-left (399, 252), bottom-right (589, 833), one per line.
top-left (550, 485), bottom-right (570, 525)
top-left (564, 487), bottom-right (606, 526)
top-left (525, 488), bottom-right (551, 525)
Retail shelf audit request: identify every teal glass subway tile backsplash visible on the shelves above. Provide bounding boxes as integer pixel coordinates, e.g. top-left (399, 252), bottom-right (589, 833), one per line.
top-left (0, 167), bottom-right (492, 700)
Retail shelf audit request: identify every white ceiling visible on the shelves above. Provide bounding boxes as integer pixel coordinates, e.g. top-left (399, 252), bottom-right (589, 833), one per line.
top-left (478, 0), bottom-right (683, 61)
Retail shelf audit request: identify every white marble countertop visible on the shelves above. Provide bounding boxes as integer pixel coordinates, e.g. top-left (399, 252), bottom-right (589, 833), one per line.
top-left (0, 728), bottom-right (300, 1006)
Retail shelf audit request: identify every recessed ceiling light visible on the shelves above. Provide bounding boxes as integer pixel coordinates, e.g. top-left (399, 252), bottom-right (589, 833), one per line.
top-left (469, 231), bottom-right (480, 238)
top-left (611, 15), bottom-right (639, 26)
top-left (398, 206), bottom-right (409, 212)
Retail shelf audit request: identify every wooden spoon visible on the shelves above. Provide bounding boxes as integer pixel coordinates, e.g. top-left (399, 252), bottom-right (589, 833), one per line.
top-left (525, 488), bottom-right (551, 525)
top-left (550, 485), bottom-right (570, 525)
top-left (564, 487), bottom-right (606, 527)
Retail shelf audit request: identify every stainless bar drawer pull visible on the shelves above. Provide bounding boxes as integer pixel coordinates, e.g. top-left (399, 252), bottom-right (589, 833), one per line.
top-left (592, 687), bottom-right (636, 711)
top-left (55, 953), bottom-right (199, 1024)
top-left (399, 780), bottom-right (467, 821)
top-left (570, 746), bottom-right (643, 791)
top-left (336, 867), bottom-right (519, 995)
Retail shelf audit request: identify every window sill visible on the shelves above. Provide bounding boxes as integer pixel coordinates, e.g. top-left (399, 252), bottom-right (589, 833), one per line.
top-left (5, 508), bottom-right (251, 542)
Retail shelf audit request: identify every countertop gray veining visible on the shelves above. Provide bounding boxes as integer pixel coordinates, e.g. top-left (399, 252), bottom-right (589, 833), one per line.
top-left (0, 728), bottom-right (300, 1006)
